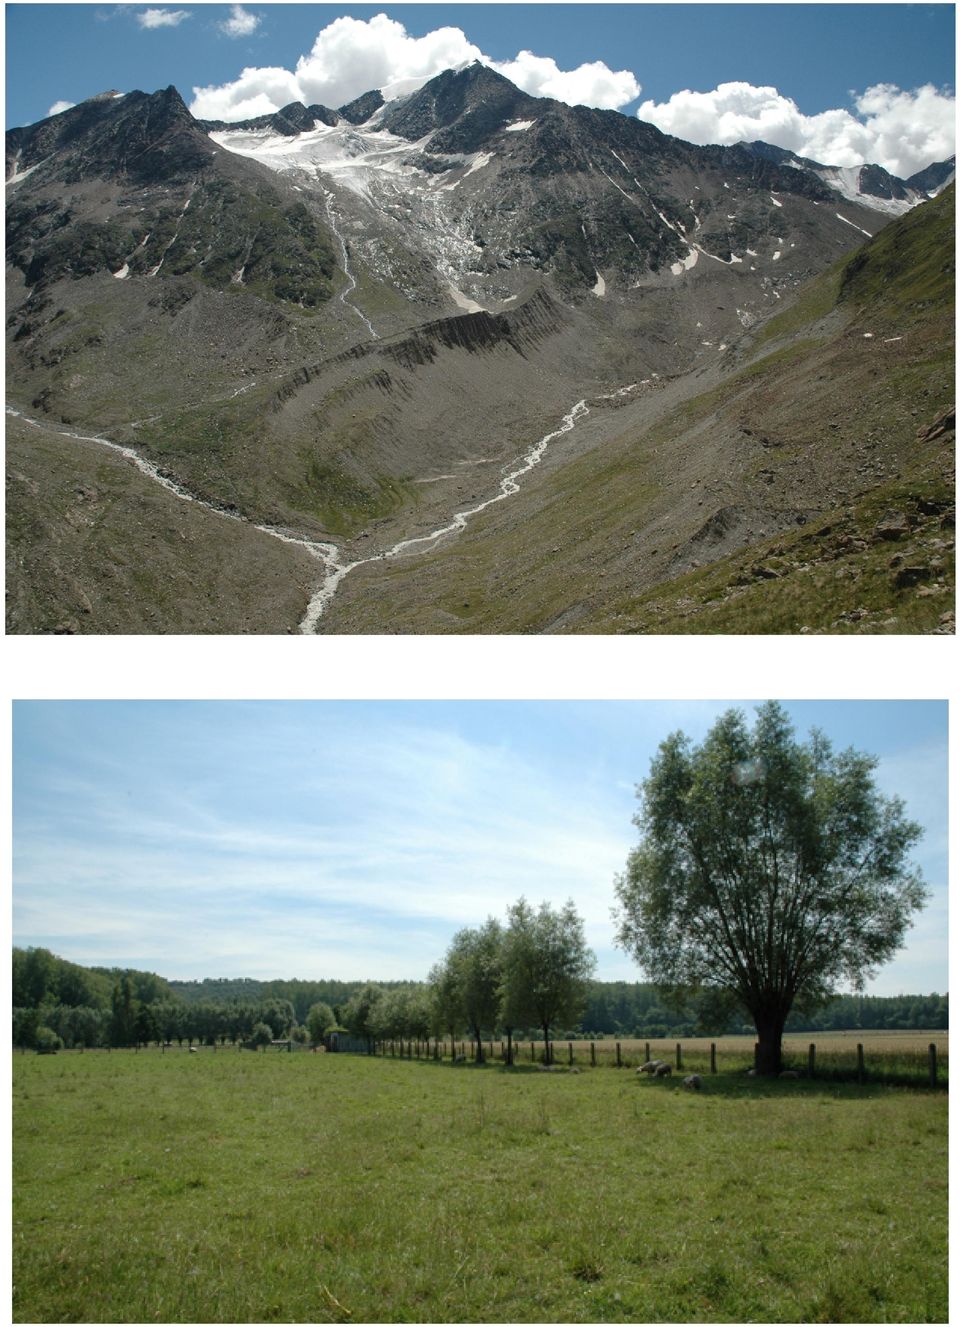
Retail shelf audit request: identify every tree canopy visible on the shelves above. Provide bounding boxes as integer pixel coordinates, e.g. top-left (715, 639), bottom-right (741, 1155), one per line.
top-left (613, 702), bottom-right (928, 1073)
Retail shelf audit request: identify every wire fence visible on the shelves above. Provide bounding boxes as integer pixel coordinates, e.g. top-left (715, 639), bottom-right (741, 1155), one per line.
top-left (366, 1033), bottom-right (947, 1087)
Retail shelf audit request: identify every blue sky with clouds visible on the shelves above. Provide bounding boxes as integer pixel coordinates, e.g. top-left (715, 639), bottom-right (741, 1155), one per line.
top-left (12, 700), bottom-right (948, 995)
top-left (5, 5), bottom-right (955, 176)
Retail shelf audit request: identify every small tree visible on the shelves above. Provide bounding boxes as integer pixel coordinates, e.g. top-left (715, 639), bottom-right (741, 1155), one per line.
top-left (35, 1025), bottom-right (63, 1053)
top-left (614, 702), bottom-right (928, 1074)
top-left (249, 1021), bottom-right (273, 1051)
top-left (428, 960), bottom-right (462, 1057)
top-left (342, 983), bottom-right (382, 1051)
top-left (306, 1001), bottom-right (336, 1045)
top-left (109, 975), bottom-right (137, 1047)
top-left (447, 919), bottom-right (503, 1062)
top-left (500, 898), bottom-right (595, 1064)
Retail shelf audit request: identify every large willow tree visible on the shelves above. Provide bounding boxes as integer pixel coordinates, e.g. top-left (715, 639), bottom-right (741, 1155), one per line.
top-left (613, 702), bottom-right (927, 1075)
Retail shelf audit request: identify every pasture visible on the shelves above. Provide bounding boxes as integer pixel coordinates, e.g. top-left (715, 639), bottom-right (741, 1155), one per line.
top-left (13, 1049), bottom-right (946, 1323)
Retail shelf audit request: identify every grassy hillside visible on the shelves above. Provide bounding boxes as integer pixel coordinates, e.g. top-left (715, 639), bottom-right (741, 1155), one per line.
top-left (5, 413), bottom-right (319, 634)
top-left (13, 1050), bottom-right (946, 1322)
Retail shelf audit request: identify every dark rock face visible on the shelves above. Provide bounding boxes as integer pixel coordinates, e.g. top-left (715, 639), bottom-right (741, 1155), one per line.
top-left (381, 62), bottom-right (538, 149)
top-left (5, 89), bottom-right (337, 305)
top-left (7, 87), bottom-right (216, 185)
top-left (858, 163), bottom-right (912, 203)
top-left (906, 156), bottom-right (956, 194)
top-left (198, 101), bottom-right (339, 137)
top-left (337, 90), bottom-right (385, 125)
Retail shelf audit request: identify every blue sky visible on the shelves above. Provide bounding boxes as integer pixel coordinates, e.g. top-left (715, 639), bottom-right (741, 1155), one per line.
top-left (12, 700), bottom-right (948, 996)
top-left (5, 5), bottom-right (955, 176)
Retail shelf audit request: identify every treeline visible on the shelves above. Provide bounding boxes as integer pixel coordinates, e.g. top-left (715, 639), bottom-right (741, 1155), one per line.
top-left (167, 976), bottom-right (423, 1023)
top-left (11, 945), bottom-right (948, 1052)
top-left (579, 982), bottom-right (949, 1037)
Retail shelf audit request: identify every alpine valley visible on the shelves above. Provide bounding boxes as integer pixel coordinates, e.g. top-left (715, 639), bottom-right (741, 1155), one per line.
top-left (5, 65), bottom-right (955, 633)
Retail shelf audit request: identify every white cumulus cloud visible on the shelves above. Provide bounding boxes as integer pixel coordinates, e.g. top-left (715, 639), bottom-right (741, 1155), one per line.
top-left (47, 100), bottom-right (77, 117)
top-left (495, 51), bottom-right (640, 110)
top-left (636, 80), bottom-right (955, 179)
top-left (138, 7), bottom-right (190, 29)
top-left (220, 5), bottom-right (259, 39)
top-left (190, 12), bottom-right (640, 121)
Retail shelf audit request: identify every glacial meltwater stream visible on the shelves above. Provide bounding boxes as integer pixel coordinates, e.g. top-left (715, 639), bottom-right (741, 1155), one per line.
top-left (8, 388), bottom-right (630, 632)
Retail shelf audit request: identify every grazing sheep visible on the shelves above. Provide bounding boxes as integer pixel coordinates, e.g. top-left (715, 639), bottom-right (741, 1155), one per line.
top-left (779, 1070), bottom-right (800, 1079)
top-left (637, 1060), bottom-right (664, 1075)
top-left (188, 1046), bottom-right (198, 1054)
top-left (654, 1063), bottom-right (672, 1078)
top-left (682, 1074), bottom-right (702, 1091)
top-left (453, 1054), bottom-right (467, 1064)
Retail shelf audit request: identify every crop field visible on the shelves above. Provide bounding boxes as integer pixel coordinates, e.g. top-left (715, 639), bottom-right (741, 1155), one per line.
top-left (13, 1049), bottom-right (946, 1323)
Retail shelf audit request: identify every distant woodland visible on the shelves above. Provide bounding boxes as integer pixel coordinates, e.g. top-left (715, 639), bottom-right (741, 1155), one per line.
top-left (12, 946), bottom-right (948, 1050)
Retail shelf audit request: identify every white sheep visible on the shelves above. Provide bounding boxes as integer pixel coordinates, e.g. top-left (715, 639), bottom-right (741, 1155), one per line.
top-left (637, 1059), bottom-right (664, 1075)
top-left (654, 1063), bottom-right (672, 1078)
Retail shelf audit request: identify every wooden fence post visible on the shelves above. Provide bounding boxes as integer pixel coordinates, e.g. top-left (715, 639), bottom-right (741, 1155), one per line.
top-left (857, 1043), bottom-right (865, 1084)
top-left (929, 1043), bottom-right (937, 1088)
top-left (591, 1042), bottom-right (596, 1068)
top-left (645, 1042), bottom-right (650, 1064)
top-left (808, 1043), bottom-right (816, 1077)
top-left (675, 1042), bottom-right (682, 1070)
top-left (530, 1042), bottom-right (535, 1062)
top-left (710, 1043), bottom-right (717, 1074)
top-left (616, 1041), bottom-right (622, 1068)
top-left (568, 1042), bottom-right (574, 1065)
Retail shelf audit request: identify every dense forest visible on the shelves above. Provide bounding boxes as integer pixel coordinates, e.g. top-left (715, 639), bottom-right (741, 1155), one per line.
top-left (12, 946), bottom-right (948, 1050)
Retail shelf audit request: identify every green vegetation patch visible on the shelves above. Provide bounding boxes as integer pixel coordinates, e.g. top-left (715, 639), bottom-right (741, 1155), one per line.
top-left (839, 185), bottom-right (955, 326)
top-left (155, 181), bottom-right (337, 308)
top-left (604, 472), bottom-right (954, 635)
top-left (13, 1051), bottom-right (947, 1323)
top-left (289, 454), bottom-right (414, 536)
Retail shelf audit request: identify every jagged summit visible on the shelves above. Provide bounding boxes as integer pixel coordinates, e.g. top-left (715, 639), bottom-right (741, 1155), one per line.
top-left (378, 63), bottom-right (539, 150)
top-left (7, 84), bottom-right (213, 184)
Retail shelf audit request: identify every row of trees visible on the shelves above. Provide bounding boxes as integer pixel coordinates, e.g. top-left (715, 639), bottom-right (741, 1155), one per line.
top-left (339, 899), bottom-right (596, 1064)
top-left (13, 967), bottom-right (947, 1056)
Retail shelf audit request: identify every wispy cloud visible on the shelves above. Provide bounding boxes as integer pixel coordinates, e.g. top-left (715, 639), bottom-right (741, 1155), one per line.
top-left (138, 8), bottom-right (190, 30)
top-left (47, 100), bottom-right (76, 117)
top-left (13, 702), bottom-right (946, 993)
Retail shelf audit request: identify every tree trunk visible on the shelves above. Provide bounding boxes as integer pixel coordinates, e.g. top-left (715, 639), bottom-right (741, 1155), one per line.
top-left (506, 1029), bottom-right (513, 1066)
top-left (543, 1024), bottom-right (551, 1064)
top-left (753, 1006), bottom-right (787, 1075)
top-left (474, 1028), bottom-right (483, 1063)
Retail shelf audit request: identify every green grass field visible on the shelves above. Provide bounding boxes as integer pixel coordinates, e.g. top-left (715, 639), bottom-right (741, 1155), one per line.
top-left (13, 1050), bottom-right (946, 1323)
